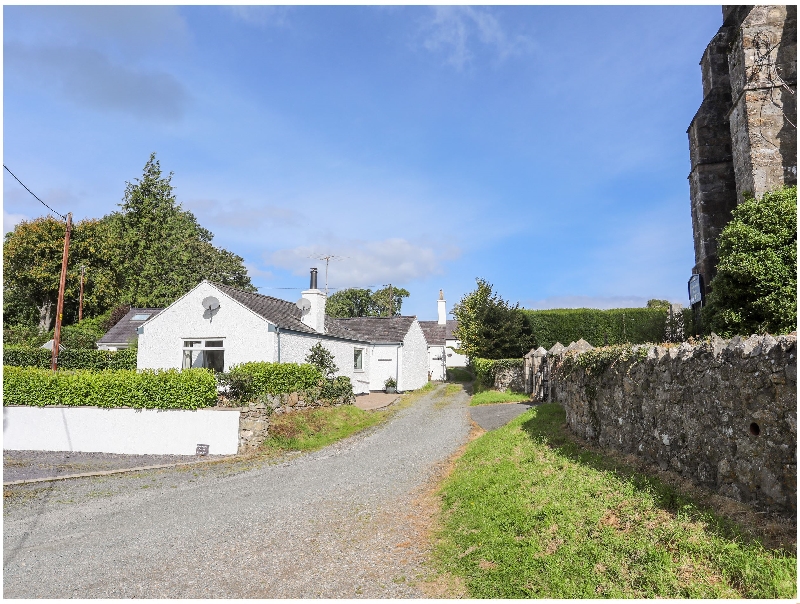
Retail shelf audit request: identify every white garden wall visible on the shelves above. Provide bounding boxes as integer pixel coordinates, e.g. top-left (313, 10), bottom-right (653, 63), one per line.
top-left (3, 406), bottom-right (241, 455)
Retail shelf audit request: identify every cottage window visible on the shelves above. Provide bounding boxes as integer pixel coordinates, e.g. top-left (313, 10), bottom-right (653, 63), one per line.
top-left (354, 348), bottom-right (363, 371)
top-left (182, 339), bottom-right (225, 372)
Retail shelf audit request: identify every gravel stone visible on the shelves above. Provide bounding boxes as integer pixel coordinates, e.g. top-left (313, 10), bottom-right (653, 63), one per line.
top-left (3, 384), bottom-right (472, 598)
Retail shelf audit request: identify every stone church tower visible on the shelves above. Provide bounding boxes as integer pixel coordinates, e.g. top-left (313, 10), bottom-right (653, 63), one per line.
top-left (687, 5), bottom-right (796, 300)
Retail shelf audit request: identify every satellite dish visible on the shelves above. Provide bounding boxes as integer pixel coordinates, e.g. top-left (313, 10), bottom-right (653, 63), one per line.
top-left (296, 298), bottom-right (312, 313)
top-left (202, 296), bottom-right (220, 311)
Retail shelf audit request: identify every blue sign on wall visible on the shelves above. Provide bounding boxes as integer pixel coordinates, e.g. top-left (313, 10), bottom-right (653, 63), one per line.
top-left (688, 274), bottom-right (703, 306)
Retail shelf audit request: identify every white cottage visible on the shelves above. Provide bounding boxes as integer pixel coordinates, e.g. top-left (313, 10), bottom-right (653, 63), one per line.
top-left (419, 290), bottom-right (468, 381)
top-left (136, 271), bottom-right (428, 394)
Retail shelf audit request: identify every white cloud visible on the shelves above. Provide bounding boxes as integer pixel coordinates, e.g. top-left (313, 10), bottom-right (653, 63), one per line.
top-left (3, 210), bottom-right (29, 235)
top-left (184, 198), bottom-right (303, 233)
top-left (524, 295), bottom-right (656, 310)
top-left (268, 238), bottom-right (460, 289)
top-left (419, 6), bottom-right (534, 70)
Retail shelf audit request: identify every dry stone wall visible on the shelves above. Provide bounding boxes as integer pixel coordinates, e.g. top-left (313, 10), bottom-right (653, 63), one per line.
top-left (550, 333), bottom-right (797, 516)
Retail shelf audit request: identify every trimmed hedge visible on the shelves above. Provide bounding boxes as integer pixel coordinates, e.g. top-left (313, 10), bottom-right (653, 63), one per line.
top-left (3, 346), bottom-right (137, 370)
top-left (523, 308), bottom-right (668, 350)
top-left (221, 362), bottom-right (325, 401)
top-left (472, 358), bottom-right (524, 391)
top-left (3, 367), bottom-right (217, 410)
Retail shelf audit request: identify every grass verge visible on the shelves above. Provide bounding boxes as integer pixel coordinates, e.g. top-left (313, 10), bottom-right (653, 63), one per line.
top-left (431, 403), bottom-right (796, 599)
top-left (470, 389), bottom-right (531, 406)
top-left (261, 405), bottom-right (388, 453)
top-left (446, 367), bottom-right (473, 383)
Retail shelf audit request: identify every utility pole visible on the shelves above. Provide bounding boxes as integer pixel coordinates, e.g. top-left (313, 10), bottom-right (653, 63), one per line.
top-left (388, 283), bottom-right (393, 317)
top-left (78, 265), bottom-right (86, 322)
top-left (51, 213), bottom-right (72, 371)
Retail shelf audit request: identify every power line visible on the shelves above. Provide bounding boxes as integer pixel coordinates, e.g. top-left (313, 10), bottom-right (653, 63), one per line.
top-left (3, 164), bottom-right (67, 221)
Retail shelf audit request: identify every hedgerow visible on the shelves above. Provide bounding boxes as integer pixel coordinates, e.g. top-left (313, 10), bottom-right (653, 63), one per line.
top-left (3, 366), bottom-right (217, 409)
top-left (523, 308), bottom-right (668, 350)
top-left (220, 362), bottom-right (324, 400)
top-left (3, 346), bottom-right (137, 370)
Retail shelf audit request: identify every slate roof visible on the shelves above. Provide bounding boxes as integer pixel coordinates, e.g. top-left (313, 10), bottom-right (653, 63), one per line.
top-left (331, 316), bottom-right (416, 344)
top-left (98, 308), bottom-right (164, 345)
top-left (418, 319), bottom-right (459, 346)
top-left (211, 282), bottom-right (412, 343)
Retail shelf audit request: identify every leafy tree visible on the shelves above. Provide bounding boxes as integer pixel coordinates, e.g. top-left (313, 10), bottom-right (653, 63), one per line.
top-left (3, 216), bottom-right (119, 331)
top-left (451, 278), bottom-right (533, 359)
top-left (373, 285), bottom-right (409, 317)
top-left (702, 185), bottom-right (797, 336)
top-left (646, 299), bottom-right (671, 309)
top-left (305, 342), bottom-right (338, 380)
top-left (325, 288), bottom-right (376, 318)
top-left (325, 286), bottom-right (410, 318)
top-left (109, 153), bottom-right (255, 307)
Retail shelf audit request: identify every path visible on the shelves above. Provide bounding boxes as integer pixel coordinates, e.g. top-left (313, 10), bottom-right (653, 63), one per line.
top-left (3, 384), bottom-right (472, 598)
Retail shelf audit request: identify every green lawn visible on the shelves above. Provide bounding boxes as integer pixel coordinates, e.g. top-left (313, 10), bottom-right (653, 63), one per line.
top-left (262, 405), bottom-right (387, 453)
top-left (431, 403), bottom-right (796, 599)
top-left (470, 389), bottom-right (531, 406)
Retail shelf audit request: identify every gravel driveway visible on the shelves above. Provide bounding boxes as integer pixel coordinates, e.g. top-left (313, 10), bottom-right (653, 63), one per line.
top-left (3, 384), bottom-right (472, 598)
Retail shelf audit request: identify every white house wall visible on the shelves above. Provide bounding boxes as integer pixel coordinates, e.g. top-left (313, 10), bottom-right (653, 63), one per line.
top-left (400, 320), bottom-right (429, 391)
top-left (278, 331), bottom-right (372, 395)
top-left (137, 281), bottom-right (275, 371)
top-left (445, 339), bottom-right (468, 368)
top-left (428, 345), bottom-right (447, 381)
top-left (369, 344), bottom-right (399, 390)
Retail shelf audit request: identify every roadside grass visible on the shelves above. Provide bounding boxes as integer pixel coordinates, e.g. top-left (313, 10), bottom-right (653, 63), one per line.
top-left (446, 367), bottom-right (473, 383)
top-left (470, 389), bottom-right (531, 406)
top-left (431, 403), bottom-right (796, 599)
top-left (261, 405), bottom-right (387, 453)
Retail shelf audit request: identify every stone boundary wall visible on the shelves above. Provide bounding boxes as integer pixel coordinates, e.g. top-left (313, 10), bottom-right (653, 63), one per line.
top-left (237, 393), bottom-right (350, 452)
top-left (550, 333), bottom-right (796, 516)
top-left (493, 366), bottom-right (525, 392)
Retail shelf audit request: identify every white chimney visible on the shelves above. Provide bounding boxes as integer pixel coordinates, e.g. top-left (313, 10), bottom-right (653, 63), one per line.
top-left (437, 289), bottom-right (446, 325)
top-left (301, 268), bottom-right (326, 334)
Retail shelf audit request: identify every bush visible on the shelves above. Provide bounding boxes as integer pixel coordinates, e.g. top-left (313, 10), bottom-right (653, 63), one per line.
top-left (220, 362), bottom-right (324, 402)
top-left (702, 186), bottom-right (797, 336)
top-left (3, 323), bottom-right (49, 347)
top-left (3, 346), bottom-right (137, 370)
top-left (321, 376), bottom-right (356, 404)
top-left (522, 307), bottom-right (668, 350)
top-left (3, 366), bottom-right (217, 409)
top-left (471, 358), bottom-right (524, 391)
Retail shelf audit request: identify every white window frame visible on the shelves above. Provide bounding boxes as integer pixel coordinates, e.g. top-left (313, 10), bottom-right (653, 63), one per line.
top-left (354, 348), bottom-right (364, 372)
top-left (182, 339), bottom-right (225, 372)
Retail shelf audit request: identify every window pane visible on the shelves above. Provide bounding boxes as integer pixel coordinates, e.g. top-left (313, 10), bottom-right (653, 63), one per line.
top-left (131, 314), bottom-right (151, 321)
top-left (182, 350), bottom-right (193, 370)
top-left (183, 340), bottom-right (202, 348)
top-left (205, 340), bottom-right (224, 347)
top-left (205, 350), bottom-right (224, 372)
top-left (354, 349), bottom-right (363, 370)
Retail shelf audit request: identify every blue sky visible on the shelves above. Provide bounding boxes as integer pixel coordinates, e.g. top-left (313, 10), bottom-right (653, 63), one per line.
top-left (3, 5), bottom-right (722, 321)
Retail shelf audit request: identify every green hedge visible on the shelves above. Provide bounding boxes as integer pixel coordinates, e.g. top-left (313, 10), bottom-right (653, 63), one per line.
top-left (3, 346), bottom-right (137, 370)
top-left (472, 358), bottom-right (524, 391)
top-left (221, 362), bottom-right (325, 401)
top-left (523, 308), bottom-right (669, 350)
top-left (3, 367), bottom-right (217, 409)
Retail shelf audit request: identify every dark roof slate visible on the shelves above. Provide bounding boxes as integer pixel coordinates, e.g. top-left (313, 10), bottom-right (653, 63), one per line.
top-left (418, 319), bottom-right (459, 345)
top-left (98, 308), bottom-right (164, 345)
top-left (211, 282), bottom-right (411, 343)
top-left (330, 316), bottom-right (416, 344)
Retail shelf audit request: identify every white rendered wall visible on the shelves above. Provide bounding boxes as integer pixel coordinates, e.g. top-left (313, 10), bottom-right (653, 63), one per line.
top-left (278, 331), bottom-right (371, 394)
top-left (445, 339), bottom-right (468, 368)
top-left (137, 281), bottom-right (275, 371)
top-left (3, 406), bottom-right (241, 455)
top-left (369, 344), bottom-right (399, 390)
top-left (428, 345), bottom-right (447, 381)
top-left (400, 320), bottom-right (430, 391)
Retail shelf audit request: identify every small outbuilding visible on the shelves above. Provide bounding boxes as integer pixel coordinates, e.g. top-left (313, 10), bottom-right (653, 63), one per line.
top-left (419, 290), bottom-right (468, 381)
top-left (97, 308), bottom-right (164, 351)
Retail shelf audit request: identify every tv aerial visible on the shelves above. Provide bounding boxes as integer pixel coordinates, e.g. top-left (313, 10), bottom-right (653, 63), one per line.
top-left (296, 297), bottom-right (312, 314)
top-left (306, 254), bottom-right (348, 295)
top-left (202, 296), bottom-right (221, 322)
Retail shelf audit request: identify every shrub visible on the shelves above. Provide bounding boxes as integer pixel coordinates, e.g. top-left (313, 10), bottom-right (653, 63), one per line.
top-left (321, 376), bottom-right (356, 404)
top-left (3, 346), bottom-right (137, 370)
top-left (702, 185), bottom-right (797, 336)
top-left (522, 307), bottom-right (668, 350)
top-left (3, 366), bottom-right (217, 409)
top-left (220, 362), bottom-right (324, 402)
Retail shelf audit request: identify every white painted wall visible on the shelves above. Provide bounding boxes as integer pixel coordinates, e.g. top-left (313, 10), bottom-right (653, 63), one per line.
top-left (278, 331), bottom-right (371, 395)
top-left (445, 339), bottom-right (468, 368)
top-left (369, 344), bottom-right (399, 390)
top-left (137, 281), bottom-right (275, 371)
top-left (400, 320), bottom-right (429, 391)
top-left (428, 345), bottom-right (447, 381)
top-left (3, 406), bottom-right (241, 455)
